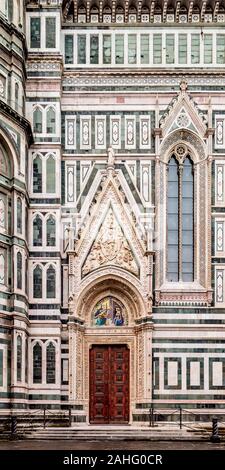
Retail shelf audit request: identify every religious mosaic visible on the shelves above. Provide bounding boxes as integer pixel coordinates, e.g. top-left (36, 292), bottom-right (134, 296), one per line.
top-left (92, 296), bottom-right (127, 326)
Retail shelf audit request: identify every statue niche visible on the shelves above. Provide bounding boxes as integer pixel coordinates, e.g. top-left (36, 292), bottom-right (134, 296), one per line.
top-left (82, 208), bottom-right (139, 277)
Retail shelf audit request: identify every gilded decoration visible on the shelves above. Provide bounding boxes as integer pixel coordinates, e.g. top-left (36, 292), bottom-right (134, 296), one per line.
top-left (92, 296), bottom-right (127, 326)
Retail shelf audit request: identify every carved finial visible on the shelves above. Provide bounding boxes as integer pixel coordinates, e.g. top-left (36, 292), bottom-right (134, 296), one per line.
top-left (107, 146), bottom-right (115, 170)
top-left (180, 80), bottom-right (188, 93)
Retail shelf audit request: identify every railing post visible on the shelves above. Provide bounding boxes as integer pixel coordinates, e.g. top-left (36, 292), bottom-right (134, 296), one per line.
top-left (43, 406), bottom-right (46, 429)
top-left (11, 416), bottom-right (17, 439)
top-left (210, 417), bottom-right (220, 443)
top-left (179, 407), bottom-right (182, 430)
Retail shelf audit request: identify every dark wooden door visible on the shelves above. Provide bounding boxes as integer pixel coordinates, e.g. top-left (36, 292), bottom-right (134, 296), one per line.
top-left (89, 345), bottom-right (129, 424)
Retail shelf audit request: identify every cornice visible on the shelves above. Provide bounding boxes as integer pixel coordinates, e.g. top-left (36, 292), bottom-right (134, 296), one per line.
top-left (0, 99), bottom-right (33, 145)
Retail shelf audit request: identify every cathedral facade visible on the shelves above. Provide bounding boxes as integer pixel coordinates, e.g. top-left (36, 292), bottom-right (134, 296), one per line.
top-left (0, 0), bottom-right (225, 424)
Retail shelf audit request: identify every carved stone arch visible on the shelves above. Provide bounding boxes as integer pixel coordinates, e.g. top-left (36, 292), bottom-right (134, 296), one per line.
top-left (155, 127), bottom-right (211, 305)
top-left (159, 128), bottom-right (207, 164)
top-left (75, 272), bottom-right (146, 322)
top-left (0, 125), bottom-right (19, 176)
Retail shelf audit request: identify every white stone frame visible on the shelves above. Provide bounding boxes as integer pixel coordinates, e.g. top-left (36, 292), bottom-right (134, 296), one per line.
top-left (95, 115), bottom-right (106, 149)
top-left (14, 247), bottom-right (25, 294)
top-left (140, 161), bottom-right (151, 205)
top-left (125, 115), bottom-right (136, 149)
top-left (65, 115), bottom-right (76, 150)
top-left (214, 115), bottom-right (225, 149)
top-left (139, 115), bottom-right (151, 149)
top-left (30, 261), bottom-right (60, 304)
top-left (27, 11), bottom-right (60, 52)
top-left (32, 104), bottom-right (60, 140)
top-left (0, 345), bottom-right (7, 391)
top-left (62, 28), bottom-right (225, 69)
top-left (80, 115), bottom-right (92, 150)
top-left (215, 266), bottom-right (225, 307)
top-left (30, 211), bottom-right (59, 251)
top-left (215, 160), bottom-right (225, 206)
top-left (29, 339), bottom-right (60, 389)
top-left (214, 218), bottom-right (225, 256)
top-left (110, 116), bottom-right (121, 149)
top-left (30, 152), bottom-right (59, 197)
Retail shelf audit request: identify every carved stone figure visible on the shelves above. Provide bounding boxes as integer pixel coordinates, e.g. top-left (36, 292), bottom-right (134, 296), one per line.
top-left (107, 146), bottom-right (115, 169)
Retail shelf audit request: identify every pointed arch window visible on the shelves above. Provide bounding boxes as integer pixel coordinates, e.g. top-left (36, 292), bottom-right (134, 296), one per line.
top-left (33, 107), bottom-right (43, 134)
top-left (167, 152), bottom-right (194, 282)
top-left (33, 215), bottom-right (42, 246)
top-left (46, 215), bottom-right (56, 247)
top-left (46, 342), bottom-right (56, 384)
top-left (33, 265), bottom-right (42, 298)
top-left (46, 107), bottom-right (56, 134)
top-left (46, 265), bottom-right (56, 298)
top-left (17, 335), bottom-right (22, 382)
top-left (17, 252), bottom-right (22, 290)
top-left (33, 155), bottom-right (42, 193)
top-left (33, 343), bottom-right (42, 384)
top-left (17, 197), bottom-right (22, 234)
top-left (15, 82), bottom-right (19, 112)
top-left (46, 155), bottom-right (56, 193)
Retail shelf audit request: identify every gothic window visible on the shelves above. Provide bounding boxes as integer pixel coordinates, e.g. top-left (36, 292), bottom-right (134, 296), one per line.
top-left (33, 343), bottom-right (42, 384)
top-left (30, 17), bottom-right (41, 48)
top-left (0, 145), bottom-right (10, 177)
top-left (65, 35), bottom-right (74, 64)
top-left (167, 153), bottom-right (194, 282)
top-left (0, 250), bottom-right (5, 285)
top-left (115, 35), bottom-right (124, 64)
top-left (46, 265), bottom-right (56, 299)
top-left (25, 257), bottom-right (28, 295)
top-left (0, 196), bottom-right (5, 229)
top-left (17, 252), bottom-right (22, 290)
top-left (15, 82), bottom-right (19, 112)
top-left (46, 216), bottom-right (56, 247)
top-left (46, 107), bottom-right (56, 134)
top-left (45, 17), bottom-right (56, 48)
top-left (7, 0), bottom-right (13, 22)
top-left (90, 35), bottom-right (99, 64)
top-left (46, 155), bottom-right (56, 193)
top-left (17, 197), bottom-right (22, 234)
top-left (17, 335), bottom-right (22, 382)
top-left (33, 215), bottom-right (42, 246)
top-left (33, 155), bottom-right (42, 193)
top-left (77, 35), bottom-right (86, 64)
top-left (46, 342), bottom-right (56, 384)
top-left (33, 265), bottom-right (42, 298)
top-left (33, 107), bottom-right (43, 134)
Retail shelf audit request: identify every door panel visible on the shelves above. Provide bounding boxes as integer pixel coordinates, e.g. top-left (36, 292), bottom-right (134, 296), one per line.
top-left (89, 345), bottom-right (129, 424)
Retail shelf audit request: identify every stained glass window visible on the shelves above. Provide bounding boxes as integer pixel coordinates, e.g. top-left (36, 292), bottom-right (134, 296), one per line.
top-left (140, 34), bottom-right (149, 64)
top-left (46, 107), bottom-right (56, 134)
top-left (77, 35), bottom-right (86, 64)
top-left (103, 35), bottom-right (111, 65)
top-left (90, 35), bottom-right (99, 64)
top-left (166, 34), bottom-right (175, 64)
top-left (17, 197), bottom-right (22, 234)
top-left (178, 34), bottom-right (187, 64)
top-left (115, 35), bottom-right (124, 64)
top-left (33, 108), bottom-right (43, 134)
top-left (153, 34), bottom-right (162, 64)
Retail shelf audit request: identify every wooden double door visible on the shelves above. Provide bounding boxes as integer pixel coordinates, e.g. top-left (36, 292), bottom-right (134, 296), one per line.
top-left (89, 345), bottom-right (129, 424)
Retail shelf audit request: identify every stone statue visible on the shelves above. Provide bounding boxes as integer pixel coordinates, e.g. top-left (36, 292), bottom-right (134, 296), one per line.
top-left (107, 146), bottom-right (115, 169)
